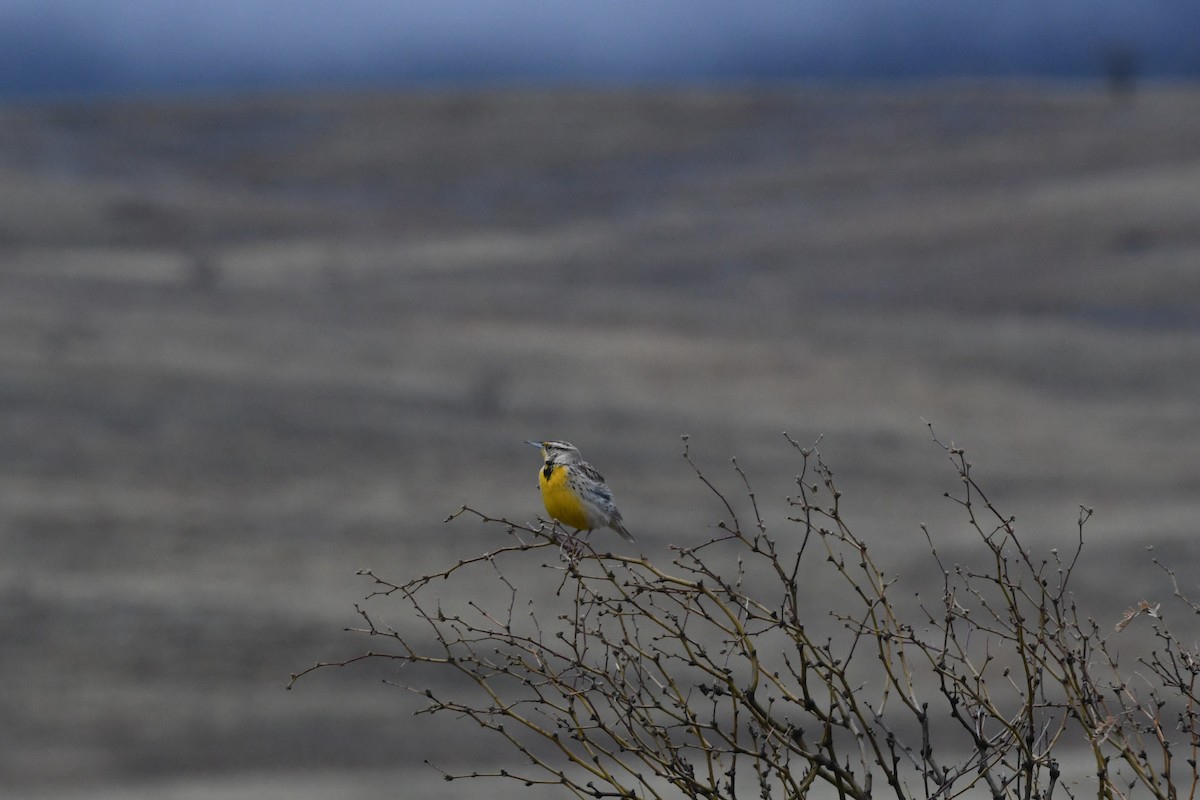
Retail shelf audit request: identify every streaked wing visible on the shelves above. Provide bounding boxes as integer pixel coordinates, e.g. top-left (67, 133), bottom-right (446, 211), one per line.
top-left (578, 461), bottom-right (613, 502)
top-left (578, 461), bottom-right (606, 485)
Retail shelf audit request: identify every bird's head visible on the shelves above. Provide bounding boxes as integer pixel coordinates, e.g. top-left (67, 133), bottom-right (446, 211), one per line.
top-left (526, 439), bottom-right (582, 466)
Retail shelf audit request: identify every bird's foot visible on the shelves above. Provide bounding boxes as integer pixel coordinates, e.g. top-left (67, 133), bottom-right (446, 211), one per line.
top-left (556, 528), bottom-right (587, 564)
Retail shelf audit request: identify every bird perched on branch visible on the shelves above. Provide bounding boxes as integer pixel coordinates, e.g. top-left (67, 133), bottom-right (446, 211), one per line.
top-left (526, 440), bottom-right (634, 542)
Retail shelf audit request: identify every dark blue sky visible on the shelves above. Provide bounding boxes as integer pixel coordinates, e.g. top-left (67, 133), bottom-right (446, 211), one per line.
top-left (3, 0), bottom-right (1198, 98)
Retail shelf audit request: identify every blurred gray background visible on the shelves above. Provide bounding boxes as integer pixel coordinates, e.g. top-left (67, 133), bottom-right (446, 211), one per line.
top-left (4, 3), bottom-right (1200, 798)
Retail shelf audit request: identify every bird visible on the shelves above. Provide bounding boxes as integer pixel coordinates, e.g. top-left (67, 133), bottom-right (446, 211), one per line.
top-left (526, 440), bottom-right (634, 542)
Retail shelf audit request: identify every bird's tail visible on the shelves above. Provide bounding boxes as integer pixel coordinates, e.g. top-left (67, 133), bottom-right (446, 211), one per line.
top-left (609, 516), bottom-right (635, 543)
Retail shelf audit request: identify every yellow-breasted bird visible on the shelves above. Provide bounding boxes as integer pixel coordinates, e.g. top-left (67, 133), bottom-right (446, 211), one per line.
top-left (526, 440), bottom-right (634, 542)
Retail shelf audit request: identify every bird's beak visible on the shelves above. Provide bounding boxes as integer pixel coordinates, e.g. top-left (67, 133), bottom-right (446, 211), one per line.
top-left (525, 440), bottom-right (544, 449)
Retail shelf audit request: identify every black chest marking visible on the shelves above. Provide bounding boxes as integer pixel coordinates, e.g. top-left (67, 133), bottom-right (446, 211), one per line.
top-left (542, 464), bottom-right (554, 480)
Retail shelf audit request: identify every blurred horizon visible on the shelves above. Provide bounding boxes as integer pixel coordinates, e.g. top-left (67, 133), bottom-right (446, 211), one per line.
top-left (8, 3), bottom-right (1200, 798)
top-left (3, 0), bottom-right (1200, 100)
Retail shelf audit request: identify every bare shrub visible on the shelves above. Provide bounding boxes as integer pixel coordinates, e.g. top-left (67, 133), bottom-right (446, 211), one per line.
top-left (291, 427), bottom-right (1200, 800)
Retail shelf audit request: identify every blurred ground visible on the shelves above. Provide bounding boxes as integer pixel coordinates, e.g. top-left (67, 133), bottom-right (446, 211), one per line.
top-left (3, 85), bottom-right (1200, 798)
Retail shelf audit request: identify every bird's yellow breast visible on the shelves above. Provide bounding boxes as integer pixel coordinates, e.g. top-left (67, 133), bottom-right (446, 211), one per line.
top-left (538, 464), bottom-right (591, 530)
